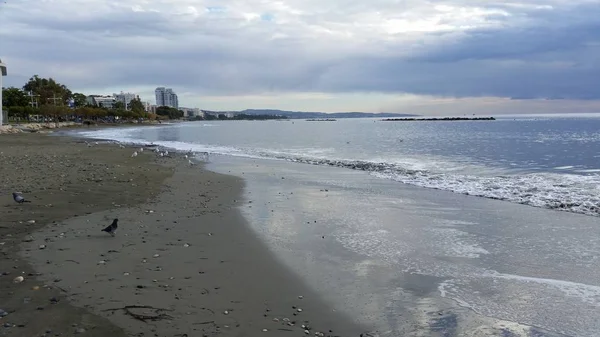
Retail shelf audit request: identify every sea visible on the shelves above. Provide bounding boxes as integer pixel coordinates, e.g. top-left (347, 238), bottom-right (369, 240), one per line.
top-left (76, 114), bottom-right (600, 337)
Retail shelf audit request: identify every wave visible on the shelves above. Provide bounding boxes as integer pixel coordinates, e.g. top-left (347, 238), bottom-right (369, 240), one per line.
top-left (75, 128), bottom-right (600, 217)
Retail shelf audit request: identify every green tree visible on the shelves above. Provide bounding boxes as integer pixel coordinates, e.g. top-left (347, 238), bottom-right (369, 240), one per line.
top-left (23, 75), bottom-right (72, 106)
top-left (72, 93), bottom-right (88, 107)
top-left (113, 101), bottom-right (125, 110)
top-left (128, 97), bottom-right (145, 114)
top-left (2, 87), bottom-right (29, 107)
top-left (156, 106), bottom-right (183, 119)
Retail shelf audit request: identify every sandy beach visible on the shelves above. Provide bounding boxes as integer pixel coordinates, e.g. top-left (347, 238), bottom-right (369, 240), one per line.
top-left (0, 133), bottom-right (366, 337)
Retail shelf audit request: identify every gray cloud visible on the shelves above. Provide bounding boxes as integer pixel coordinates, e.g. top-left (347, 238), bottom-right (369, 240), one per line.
top-left (1, 0), bottom-right (599, 102)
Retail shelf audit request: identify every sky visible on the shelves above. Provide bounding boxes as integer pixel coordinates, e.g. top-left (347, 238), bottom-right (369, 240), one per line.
top-left (1, 0), bottom-right (599, 115)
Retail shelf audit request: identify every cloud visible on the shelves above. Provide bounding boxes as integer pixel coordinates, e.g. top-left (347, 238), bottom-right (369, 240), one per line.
top-left (0, 0), bottom-right (599, 111)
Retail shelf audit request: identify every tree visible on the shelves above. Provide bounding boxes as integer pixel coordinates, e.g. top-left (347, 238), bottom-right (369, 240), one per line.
top-left (2, 87), bottom-right (29, 107)
top-left (156, 106), bottom-right (183, 119)
top-left (72, 93), bottom-right (88, 107)
top-left (128, 97), bottom-right (145, 114)
top-left (23, 75), bottom-right (72, 106)
top-left (113, 101), bottom-right (125, 110)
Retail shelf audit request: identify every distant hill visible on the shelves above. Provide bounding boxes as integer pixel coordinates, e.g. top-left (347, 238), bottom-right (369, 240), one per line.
top-left (238, 109), bottom-right (418, 119)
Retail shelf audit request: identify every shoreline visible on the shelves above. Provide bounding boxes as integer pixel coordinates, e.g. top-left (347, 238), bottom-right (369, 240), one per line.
top-left (1, 133), bottom-right (367, 336)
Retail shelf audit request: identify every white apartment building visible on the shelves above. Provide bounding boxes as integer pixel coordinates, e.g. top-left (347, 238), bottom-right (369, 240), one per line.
top-left (86, 95), bottom-right (117, 109)
top-left (113, 92), bottom-right (138, 109)
top-left (155, 87), bottom-right (179, 109)
top-left (181, 107), bottom-right (203, 118)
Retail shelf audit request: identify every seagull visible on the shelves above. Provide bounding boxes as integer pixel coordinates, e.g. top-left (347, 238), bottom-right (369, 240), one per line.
top-left (119, 144), bottom-right (125, 149)
top-left (139, 147), bottom-right (144, 152)
top-left (12, 192), bottom-right (31, 204)
top-left (154, 148), bottom-right (160, 153)
top-left (188, 159), bottom-right (194, 166)
top-left (101, 219), bottom-right (119, 237)
top-left (131, 151), bottom-right (138, 157)
top-left (184, 154), bottom-right (188, 159)
top-left (164, 150), bottom-right (169, 156)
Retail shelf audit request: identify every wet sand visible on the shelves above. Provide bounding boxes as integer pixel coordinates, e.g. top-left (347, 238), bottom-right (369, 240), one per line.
top-left (0, 133), bottom-right (365, 336)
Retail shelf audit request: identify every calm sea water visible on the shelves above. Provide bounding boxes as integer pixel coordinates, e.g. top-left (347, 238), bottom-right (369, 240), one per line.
top-left (79, 114), bottom-right (600, 217)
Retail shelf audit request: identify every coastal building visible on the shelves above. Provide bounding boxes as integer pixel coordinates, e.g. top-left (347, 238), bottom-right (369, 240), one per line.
top-left (0, 59), bottom-right (6, 125)
top-left (113, 91), bottom-right (138, 109)
top-left (155, 87), bottom-right (178, 109)
top-left (86, 95), bottom-right (117, 109)
top-left (181, 107), bottom-right (203, 118)
top-left (143, 102), bottom-right (155, 113)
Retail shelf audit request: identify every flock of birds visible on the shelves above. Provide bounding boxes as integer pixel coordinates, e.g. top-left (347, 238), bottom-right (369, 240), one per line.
top-left (129, 145), bottom-right (209, 166)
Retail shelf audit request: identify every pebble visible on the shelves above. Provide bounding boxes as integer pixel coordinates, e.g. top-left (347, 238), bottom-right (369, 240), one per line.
top-left (153, 254), bottom-right (160, 258)
top-left (183, 243), bottom-right (190, 247)
top-left (13, 276), bottom-right (24, 283)
top-left (223, 310), bottom-right (229, 315)
top-left (0, 309), bottom-right (7, 317)
top-left (304, 330), bottom-right (310, 335)
top-left (298, 295), bottom-right (303, 299)
top-left (3, 323), bottom-right (11, 328)
top-left (39, 244), bottom-right (46, 250)
top-left (27, 220), bottom-right (36, 224)
top-left (297, 308), bottom-right (303, 312)
top-left (97, 260), bottom-right (106, 265)
top-left (123, 272), bottom-right (130, 276)
top-left (74, 327), bottom-right (86, 334)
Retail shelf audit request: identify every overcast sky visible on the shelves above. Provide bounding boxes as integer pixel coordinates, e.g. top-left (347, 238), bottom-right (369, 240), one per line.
top-left (1, 0), bottom-right (599, 114)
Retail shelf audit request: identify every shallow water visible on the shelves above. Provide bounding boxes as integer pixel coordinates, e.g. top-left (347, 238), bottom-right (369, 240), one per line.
top-left (208, 156), bottom-right (599, 337)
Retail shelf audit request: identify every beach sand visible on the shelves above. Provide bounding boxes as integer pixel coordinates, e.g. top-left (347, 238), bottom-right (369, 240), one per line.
top-left (0, 133), bottom-right (365, 336)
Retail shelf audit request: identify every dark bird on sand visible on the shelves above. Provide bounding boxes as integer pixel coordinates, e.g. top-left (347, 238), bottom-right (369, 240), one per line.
top-left (12, 192), bottom-right (31, 204)
top-left (102, 219), bottom-right (119, 237)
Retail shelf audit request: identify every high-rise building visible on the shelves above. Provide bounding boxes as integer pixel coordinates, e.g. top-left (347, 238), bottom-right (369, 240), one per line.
top-left (113, 92), bottom-right (138, 109)
top-left (155, 87), bottom-right (179, 109)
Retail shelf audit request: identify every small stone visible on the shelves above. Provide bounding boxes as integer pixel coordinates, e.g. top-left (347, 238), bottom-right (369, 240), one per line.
top-left (272, 318), bottom-right (279, 322)
top-left (153, 254), bottom-right (160, 258)
top-left (4, 322), bottom-right (11, 328)
top-left (22, 236), bottom-right (34, 242)
top-left (0, 309), bottom-right (7, 317)
top-left (49, 297), bottom-right (59, 304)
top-left (298, 295), bottom-right (303, 299)
top-left (74, 327), bottom-right (86, 334)
top-left (183, 243), bottom-right (190, 247)
top-left (13, 276), bottom-right (24, 283)
top-left (262, 329), bottom-right (268, 332)
top-left (223, 310), bottom-right (229, 315)
top-left (123, 272), bottom-right (130, 276)
top-left (27, 220), bottom-right (36, 224)
top-left (98, 260), bottom-right (106, 265)
top-left (297, 308), bottom-right (303, 312)
top-left (305, 330), bottom-right (310, 335)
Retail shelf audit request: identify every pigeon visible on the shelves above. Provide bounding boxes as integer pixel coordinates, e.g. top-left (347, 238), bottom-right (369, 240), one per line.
top-left (12, 192), bottom-right (31, 204)
top-left (101, 219), bottom-right (118, 237)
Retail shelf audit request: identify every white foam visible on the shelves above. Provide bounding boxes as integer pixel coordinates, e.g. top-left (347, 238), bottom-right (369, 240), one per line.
top-left (485, 272), bottom-right (600, 306)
